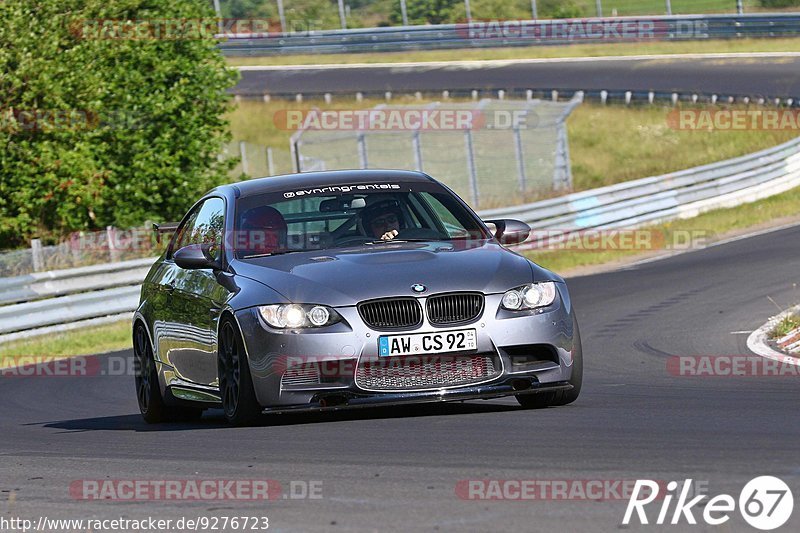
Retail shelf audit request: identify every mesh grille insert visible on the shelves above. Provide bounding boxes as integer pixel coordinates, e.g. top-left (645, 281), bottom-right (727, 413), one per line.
top-left (356, 354), bottom-right (499, 391)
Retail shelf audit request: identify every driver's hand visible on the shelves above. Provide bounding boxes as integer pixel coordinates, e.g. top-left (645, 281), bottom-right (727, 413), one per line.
top-left (381, 229), bottom-right (399, 241)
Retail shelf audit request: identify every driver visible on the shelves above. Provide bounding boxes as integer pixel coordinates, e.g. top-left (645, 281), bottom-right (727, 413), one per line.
top-left (360, 199), bottom-right (403, 241)
top-left (238, 206), bottom-right (288, 254)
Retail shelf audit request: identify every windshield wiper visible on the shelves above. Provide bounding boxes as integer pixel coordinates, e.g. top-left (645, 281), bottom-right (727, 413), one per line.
top-left (242, 250), bottom-right (304, 259)
top-left (363, 238), bottom-right (440, 245)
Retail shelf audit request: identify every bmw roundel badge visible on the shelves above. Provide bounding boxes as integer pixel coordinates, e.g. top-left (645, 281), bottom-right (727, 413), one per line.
top-left (411, 284), bottom-right (426, 293)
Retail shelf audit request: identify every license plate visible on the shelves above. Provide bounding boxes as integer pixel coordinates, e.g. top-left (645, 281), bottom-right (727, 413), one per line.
top-left (378, 329), bottom-right (477, 357)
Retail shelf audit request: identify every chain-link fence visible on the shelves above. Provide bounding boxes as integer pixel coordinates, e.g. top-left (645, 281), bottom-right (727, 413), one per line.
top-left (222, 140), bottom-right (295, 178)
top-left (0, 227), bottom-right (166, 277)
top-left (291, 95), bottom-right (582, 209)
top-left (214, 1), bottom-right (761, 31)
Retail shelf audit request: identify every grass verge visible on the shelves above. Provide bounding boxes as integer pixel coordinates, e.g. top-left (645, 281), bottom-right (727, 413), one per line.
top-left (524, 184), bottom-right (800, 274)
top-left (0, 320), bottom-right (132, 363)
top-left (225, 37), bottom-right (800, 67)
top-left (771, 313), bottom-right (800, 339)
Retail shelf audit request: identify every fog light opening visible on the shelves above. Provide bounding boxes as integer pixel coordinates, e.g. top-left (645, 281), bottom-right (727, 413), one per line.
top-left (511, 379), bottom-right (532, 391)
top-left (319, 394), bottom-right (348, 408)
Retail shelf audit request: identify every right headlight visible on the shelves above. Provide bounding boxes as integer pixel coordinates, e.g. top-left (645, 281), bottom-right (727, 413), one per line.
top-left (501, 282), bottom-right (557, 311)
top-left (258, 304), bottom-right (341, 329)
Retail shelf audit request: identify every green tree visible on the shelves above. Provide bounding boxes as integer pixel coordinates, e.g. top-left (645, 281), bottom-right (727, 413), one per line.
top-left (0, 0), bottom-right (238, 248)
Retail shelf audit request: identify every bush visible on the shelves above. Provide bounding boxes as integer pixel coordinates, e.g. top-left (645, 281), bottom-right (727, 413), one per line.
top-left (0, 0), bottom-right (238, 248)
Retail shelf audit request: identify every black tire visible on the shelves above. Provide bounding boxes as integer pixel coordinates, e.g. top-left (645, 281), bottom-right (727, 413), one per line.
top-left (218, 318), bottom-right (262, 426)
top-left (134, 323), bottom-right (166, 423)
top-left (516, 313), bottom-right (583, 409)
top-left (134, 323), bottom-right (203, 423)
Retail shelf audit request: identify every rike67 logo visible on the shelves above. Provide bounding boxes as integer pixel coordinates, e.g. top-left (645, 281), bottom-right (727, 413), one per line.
top-left (623, 477), bottom-right (794, 530)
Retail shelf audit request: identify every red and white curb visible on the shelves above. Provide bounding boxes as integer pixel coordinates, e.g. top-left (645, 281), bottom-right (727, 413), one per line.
top-left (747, 305), bottom-right (800, 366)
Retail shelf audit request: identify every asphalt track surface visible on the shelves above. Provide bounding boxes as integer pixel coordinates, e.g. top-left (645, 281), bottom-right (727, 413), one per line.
top-left (2, 223), bottom-right (800, 532)
top-left (233, 56), bottom-right (800, 99)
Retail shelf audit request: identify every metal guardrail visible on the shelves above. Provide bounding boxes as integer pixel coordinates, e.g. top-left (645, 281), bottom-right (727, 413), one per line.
top-left (1, 135), bottom-right (800, 343)
top-left (479, 136), bottom-right (800, 249)
top-left (220, 14), bottom-right (800, 56)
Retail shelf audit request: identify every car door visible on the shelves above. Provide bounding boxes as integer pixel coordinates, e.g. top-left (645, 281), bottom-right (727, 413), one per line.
top-left (160, 197), bottom-right (229, 387)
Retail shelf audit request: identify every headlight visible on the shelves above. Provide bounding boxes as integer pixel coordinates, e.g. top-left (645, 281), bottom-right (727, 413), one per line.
top-left (501, 282), bottom-right (557, 311)
top-left (258, 304), bottom-right (341, 329)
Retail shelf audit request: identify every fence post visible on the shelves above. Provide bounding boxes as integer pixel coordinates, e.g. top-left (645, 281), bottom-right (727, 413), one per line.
top-left (30, 239), bottom-right (44, 272)
top-left (213, 0), bottom-right (222, 33)
top-left (400, 0), bottom-right (409, 26)
top-left (531, 0), bottom-right (537, 19)
top-left (412, 129), bottom-right (424, 171)
top-left (464, 129), bottom-right (479, 206)
top-left (513, 127), bottom-right (527, 193)
top-left (665, 0), bottom-right (672, 16)
top-left (107, 226), bottom-right (121, 262)
top-left (595, 0), bottom-right (603, 17)
top-left (737, 0), bottom-right (744, 14)
top-left (464, 0), bottom-right (472, 23)
top-left (239, 141), bottom-right (249, 176)
top-left (277, 0), bottom-right (287, 34)
top-left (553, 123), bottom-right (573, 191)
top-left (266, 147), bottom-right (275, 176)
top-left (338, 0), bottom-right (347, 29)
top-left (357, 133), bottom-right (369, 169)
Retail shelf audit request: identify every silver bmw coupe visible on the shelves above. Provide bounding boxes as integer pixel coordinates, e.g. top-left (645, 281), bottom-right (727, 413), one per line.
top-left (133, 170), bottom-right (582, 425)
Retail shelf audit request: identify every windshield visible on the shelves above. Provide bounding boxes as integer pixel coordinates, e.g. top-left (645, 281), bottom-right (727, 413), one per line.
top-left (233, 181), bottom-right (490, 258)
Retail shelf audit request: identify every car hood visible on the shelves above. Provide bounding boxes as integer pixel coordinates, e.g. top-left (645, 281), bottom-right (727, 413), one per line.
top-left (230, 241), bottom-right (553, 307)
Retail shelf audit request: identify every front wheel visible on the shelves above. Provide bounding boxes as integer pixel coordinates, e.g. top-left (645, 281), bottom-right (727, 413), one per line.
top-left (134, 324), bottom-right (203, 423)
top-left (516, 313), bottom-right (583, 409)
top-left (218, 318), bottom-right (262, 426)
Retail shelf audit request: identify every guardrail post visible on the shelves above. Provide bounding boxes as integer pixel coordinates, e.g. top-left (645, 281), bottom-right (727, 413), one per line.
top-left (665, 0), bottom-right (672, 16)
top-left (595, 0), bottom-right (603, 17)
top-left (737, 0), bottom-right (744, 15)
top-left (400, 0), bottom-right (409, 26)
top-left (514, 127), bottom-right (527, 193)
top-left (464, 0), bottom-right (472, 23)
top-left (267, 147), bottom-right (275, 176)
top-left (531, 0), bottom-right (538, 19)
top-left (30, 239), bottom-right (44, 272)
top-left (464, 129), bottom-right (479, 206)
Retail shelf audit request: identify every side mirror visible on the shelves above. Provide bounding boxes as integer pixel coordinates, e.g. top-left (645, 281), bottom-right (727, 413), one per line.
top-left (484, 219), bottom-right (531, 246)
top-left (173, 243), bottom-right (222, 270)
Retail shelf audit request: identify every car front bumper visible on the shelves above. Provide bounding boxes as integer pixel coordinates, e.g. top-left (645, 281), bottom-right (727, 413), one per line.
top-left (234, 288), bottom-right (579, 410)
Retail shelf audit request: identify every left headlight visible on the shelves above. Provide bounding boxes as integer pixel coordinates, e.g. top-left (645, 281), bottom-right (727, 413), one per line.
top-left (501, 282), bottom-right (557, 311)
top-left (258, 304), bottom-right (342, 329)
